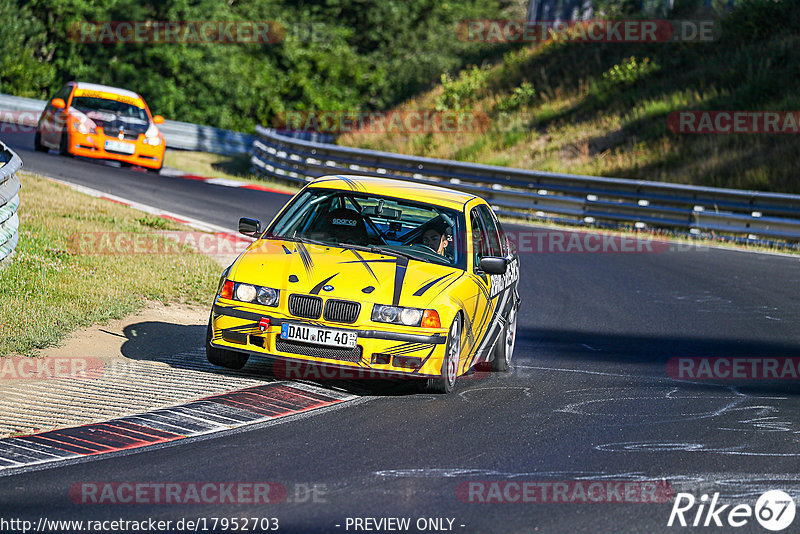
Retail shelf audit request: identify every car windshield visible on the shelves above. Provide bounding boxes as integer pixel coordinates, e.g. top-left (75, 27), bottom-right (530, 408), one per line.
top-left (71, 96), bottom-right (149, 125)
top-left (265, 187), bottom-right (467, 269)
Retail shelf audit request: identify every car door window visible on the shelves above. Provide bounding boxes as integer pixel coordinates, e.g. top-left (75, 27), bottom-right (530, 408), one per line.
top-left (477, 205), bottom-right (502, 257)
top-left (470, 208), bottom-right (489, 271)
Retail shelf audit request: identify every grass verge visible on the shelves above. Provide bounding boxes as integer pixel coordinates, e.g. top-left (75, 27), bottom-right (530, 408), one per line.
top-left (0, 173), bottom-right (221, 356)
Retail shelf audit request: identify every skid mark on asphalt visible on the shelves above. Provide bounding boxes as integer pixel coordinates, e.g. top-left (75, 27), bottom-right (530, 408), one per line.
top-left (0, 382), bottom-right (355, 474)
top-left (518, 364), bottom-right (800, 458)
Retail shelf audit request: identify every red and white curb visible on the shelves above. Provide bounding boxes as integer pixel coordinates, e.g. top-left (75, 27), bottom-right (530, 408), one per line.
top-left (160, 167), bottom-right (292, 195)
top-left (0, 381), bottom-right (356, 474)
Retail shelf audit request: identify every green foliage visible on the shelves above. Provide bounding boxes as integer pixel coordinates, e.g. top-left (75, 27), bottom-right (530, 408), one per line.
top-left (435, 65), bottom-right (491, 111)
top-left (495, 81), bottom-right (535, 113)
top-left (136, 215), bottom-right (170, 229)
top-left (8, 0), bottom-right (508, 132)
top-left (591, 57), bottom-right (659, 101)
top-left (0, 2), bottom-right (55, 97)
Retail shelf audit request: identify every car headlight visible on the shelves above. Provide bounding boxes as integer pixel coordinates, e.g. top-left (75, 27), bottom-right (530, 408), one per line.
top-left (219, 280), bottom-right (280, 307)
top-left (256, 286), bottom-right (279, 306)
top-left (72, 118), bottom-right (96, 134)
top-left (235, 283), bottom-right (257, 303)
top-left (144, 122), bottom-right (162, 145)
top-left (372, 305), bottom-right (426, 327)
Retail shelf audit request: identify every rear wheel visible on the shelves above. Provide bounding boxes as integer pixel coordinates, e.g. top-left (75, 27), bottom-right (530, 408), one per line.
top-left (491, 304), bottom-right (518, 372)
top-left (425, 316), bottom-right (462, 394)
top-left (34, 131), bottom-right (47, 152)
top-left (205, 316), bottom-right (249, 370)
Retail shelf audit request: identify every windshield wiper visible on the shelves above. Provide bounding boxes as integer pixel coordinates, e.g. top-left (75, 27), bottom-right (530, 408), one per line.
top-left (337, 243), bottom-right (427, 263)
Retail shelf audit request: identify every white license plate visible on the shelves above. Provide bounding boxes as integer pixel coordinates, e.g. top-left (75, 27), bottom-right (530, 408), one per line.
top-left (281, 323), bottom-right (357, 348)
top-left (105, 140), bottom-right (135, 154)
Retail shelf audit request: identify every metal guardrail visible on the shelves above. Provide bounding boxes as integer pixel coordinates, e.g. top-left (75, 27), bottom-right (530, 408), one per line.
top-left (0, 141), bottom-right (21, 265)
top-left (250, 126), bottom-right (800, 241)
top-left (0, 93), bottom-right (252, 155)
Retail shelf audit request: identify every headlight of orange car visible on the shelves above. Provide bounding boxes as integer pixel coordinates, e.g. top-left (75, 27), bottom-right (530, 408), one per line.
top-left (143, 122), bottom-right (162, 146)
top-left (71, 116), bottom-right (96, 134)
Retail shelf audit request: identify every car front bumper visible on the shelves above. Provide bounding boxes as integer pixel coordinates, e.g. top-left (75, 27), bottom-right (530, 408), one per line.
top-left (210, 301), bottom-right (449, 380)
top-left (68, 131), bottom-right (165, 169)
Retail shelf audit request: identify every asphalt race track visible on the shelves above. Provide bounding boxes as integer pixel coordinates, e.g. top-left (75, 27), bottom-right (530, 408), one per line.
top-left (2, 128), bottom-right (800, 533)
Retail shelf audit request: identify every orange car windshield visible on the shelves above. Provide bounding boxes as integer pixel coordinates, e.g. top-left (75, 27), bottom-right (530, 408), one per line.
top-left (71, 96), bottom-right (149, 125)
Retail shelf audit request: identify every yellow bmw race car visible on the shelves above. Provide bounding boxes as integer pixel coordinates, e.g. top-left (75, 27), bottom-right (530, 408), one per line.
top-left (207, 175), bottom-right (520, 393)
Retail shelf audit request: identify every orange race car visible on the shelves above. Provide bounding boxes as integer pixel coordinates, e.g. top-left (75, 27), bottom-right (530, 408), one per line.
top-left (35, 82), bottom-right (166, 173)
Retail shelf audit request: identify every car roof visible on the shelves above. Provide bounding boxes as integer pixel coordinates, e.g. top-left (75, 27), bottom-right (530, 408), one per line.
top-left (73, 82), bottom-right (141, 100)
top-left (308, 175), bottom-right (478, 210)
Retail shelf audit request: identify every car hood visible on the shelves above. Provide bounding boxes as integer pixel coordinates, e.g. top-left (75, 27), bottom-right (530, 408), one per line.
top-left (229, 239), bottom-right (463, 309)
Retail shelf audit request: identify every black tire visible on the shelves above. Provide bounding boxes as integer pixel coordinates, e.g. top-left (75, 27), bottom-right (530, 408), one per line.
top-left (424, 315), bottom-right (462, 394)
top-left (491, 303), bottom-right (518, 372)
top-left (205, 316), bottom-right (249, 370)
top-left (58, 130), bottom-right (72, 157)
top-left (34, 131), bottom-right (47, 152)
top-left (147, 164), bottom-right (162, 174)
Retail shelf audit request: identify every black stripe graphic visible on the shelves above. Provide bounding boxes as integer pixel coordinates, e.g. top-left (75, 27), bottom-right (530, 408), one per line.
top-left (412, 346), bottom-right (437, 374)
top-left (350, 249), bottom-right (378, 281)
top-left (296, 242), bottom-right (314, 277)
top-left (392, 257), bottom-right (409, 306)
top-left (310, 273), bottom-right (338, 295)
top-left (413, 273), bottom-right (454, 297)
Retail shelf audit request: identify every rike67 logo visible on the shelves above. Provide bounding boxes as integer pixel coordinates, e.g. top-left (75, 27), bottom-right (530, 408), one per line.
top-left (668, 490), bottom-right (795, 531)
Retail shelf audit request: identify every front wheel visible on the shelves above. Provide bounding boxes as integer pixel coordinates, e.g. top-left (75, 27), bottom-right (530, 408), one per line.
top-left (205, 316), bottom-right (249, 370)
top-left (34, 131), bottom-right (47, 152)
top-left (58, 130), bottom-right (72, 157)
top-left (491, 304), bottom-right (518, 372)
top-left (425, 315), bottom-right (462, 394)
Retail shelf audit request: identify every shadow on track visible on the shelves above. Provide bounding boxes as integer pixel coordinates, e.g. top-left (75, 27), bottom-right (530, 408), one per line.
top-left (118, 320), bottom-right (424, 397)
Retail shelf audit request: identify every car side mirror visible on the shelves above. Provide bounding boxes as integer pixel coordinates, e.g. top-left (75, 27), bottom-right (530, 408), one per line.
top-left (51, 98), bottom-right (66, 110)
top-left (152, 115), bottom-right (165, 124)
top-left (478, 256), bottom-right (508, 275)
top-left (239, 217), bottom-right (261, 237)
